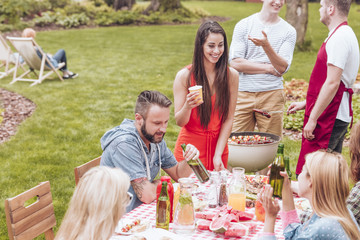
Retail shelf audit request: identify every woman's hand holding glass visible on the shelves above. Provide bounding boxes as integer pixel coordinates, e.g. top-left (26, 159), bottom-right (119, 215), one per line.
top-left (184, 91), bottom-right (203, 110)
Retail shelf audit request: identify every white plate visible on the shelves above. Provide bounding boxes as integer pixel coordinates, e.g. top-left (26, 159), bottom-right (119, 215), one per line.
top-left (115, 219), bottom-right (150, 235)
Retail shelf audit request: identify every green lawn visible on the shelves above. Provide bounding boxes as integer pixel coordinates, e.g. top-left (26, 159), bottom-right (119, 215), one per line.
top-left (0, 1), bottom-right (359, 238)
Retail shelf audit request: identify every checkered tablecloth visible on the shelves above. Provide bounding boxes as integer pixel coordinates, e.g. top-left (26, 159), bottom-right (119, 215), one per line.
top-left (119, 173), bottom-right (286, 239)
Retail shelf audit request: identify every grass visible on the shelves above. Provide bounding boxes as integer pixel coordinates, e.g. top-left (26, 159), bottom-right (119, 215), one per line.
top-left (0, 1), bottom-right (359, 238)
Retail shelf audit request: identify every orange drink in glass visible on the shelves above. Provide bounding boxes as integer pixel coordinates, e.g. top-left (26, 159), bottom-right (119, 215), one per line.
top-left (228, 193), bottom-right (246, 211)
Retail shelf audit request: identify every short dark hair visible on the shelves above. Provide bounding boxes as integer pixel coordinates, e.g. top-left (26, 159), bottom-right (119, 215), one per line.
top-left (135, 90), bottom-right (172, 118)
top-left (327, 0), bottom-right (351, 17)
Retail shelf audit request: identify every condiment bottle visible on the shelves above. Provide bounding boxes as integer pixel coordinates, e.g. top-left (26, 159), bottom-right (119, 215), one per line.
top-left (228, 167), bottom-right (246, 211)
top-left (156, 176), bottom-right (174, 222)
top-left (156, 181), bottom-right (170, 230)
top-left (218, 170), bottom-right (228, 207)
top-left (173, 178), bottom-right (195, 234)
top-left (269, 143), bottom-right (285, 198)
top-left (208, 171), bottom-right (220, 208)
top-left (181, 144), bottom-right (210, 183)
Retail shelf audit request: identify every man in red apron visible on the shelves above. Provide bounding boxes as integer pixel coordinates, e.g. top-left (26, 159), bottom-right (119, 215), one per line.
top-left (287, 0), bottom-right (359, 175)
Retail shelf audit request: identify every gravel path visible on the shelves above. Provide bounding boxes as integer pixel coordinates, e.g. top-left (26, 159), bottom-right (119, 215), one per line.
top-left (0, 88), bottom-right (36, 143)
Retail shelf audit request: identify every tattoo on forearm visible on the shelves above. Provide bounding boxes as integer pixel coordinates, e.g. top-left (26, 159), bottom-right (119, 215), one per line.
top-left (131, 177), bottom-right (148, 200)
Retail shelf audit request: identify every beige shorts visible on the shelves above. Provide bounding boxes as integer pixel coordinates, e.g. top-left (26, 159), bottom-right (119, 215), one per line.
top-left (232, 89), bottom-right (285, 138)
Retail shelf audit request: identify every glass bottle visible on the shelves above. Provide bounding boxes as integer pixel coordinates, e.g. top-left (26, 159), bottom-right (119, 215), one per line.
top-left (228, 167), bottom-right (246, 211)
top-left (208, 171), bottom-right (220, 208)
top-left (156, 181), bottom-right (170, 230)
top-left (284, 156), bottom-right (292, 179)
top-left (270, 143), bottom-right (285, 198)
top-left (181, 144), bottom-right (210, 183)
top-left (156, 176), bottom-right (174, 222)
top-left (173, 178), bottom-right (195, 234)
top-left (218, 170), bottom-right (228, 207)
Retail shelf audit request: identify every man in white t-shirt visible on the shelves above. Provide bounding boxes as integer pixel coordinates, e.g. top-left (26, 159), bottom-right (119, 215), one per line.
top-left (288, 0), bottom-right (360, 175)
top-left (229, 0), bottom-right (296, 137)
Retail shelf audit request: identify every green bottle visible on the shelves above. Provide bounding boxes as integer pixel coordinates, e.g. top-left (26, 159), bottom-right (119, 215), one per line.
top-left (269, 143), bottom-right (285, 198)
top-left (156, 181), bottom-right (170, 230)
top-left (284, 156), bottom-right (292, 179)
top-left (181, 144), bottom-right (210, 183)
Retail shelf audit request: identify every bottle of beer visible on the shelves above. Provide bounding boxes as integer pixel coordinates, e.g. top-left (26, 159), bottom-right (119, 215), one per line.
top-left (181, 144), bottom-right (210, 183)
top-left (269, 143), bottom-right (285, 198)
top-left (284, 156), bottom-right (292, 179)
top-left (156, 181), bottom-right (170, 230)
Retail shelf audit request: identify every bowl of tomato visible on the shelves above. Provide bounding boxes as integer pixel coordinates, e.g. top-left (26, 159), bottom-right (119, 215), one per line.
top-left (227, 132), bottom-right (280, 172)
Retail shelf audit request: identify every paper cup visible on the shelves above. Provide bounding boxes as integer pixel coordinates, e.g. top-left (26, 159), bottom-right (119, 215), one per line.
top-left (188, 85), bottom-right (203, 103)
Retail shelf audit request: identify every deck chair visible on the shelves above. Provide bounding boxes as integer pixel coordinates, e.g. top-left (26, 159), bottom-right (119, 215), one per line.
top-left (0, 34), bottom-right (26, 79)
top-left (5, 181), bottom-right (56, 240)
top-left (6, 37), bottom-right (65, 86)
top-left (74, 156), bottom-right (101, 185)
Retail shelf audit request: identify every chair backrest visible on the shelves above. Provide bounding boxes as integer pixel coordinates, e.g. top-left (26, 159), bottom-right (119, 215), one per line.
top-left (6, 37), bottom-right (50, 70)
top-left (5, 181), bottom-right (56, 240)
top-left (0, 34), bottom-right (12, 61)
top-left (74, 156), bottom-right (101, 185)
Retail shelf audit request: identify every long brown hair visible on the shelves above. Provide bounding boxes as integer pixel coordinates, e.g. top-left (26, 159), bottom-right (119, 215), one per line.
top-left (305, 151), bottom-right (360, 240)
top-left (190, 20), bottom-right (230, 129)
top-left (350, 121), bottom-right (360, 182)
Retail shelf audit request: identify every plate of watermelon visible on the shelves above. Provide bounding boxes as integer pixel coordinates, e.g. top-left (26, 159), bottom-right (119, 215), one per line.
top-left (195, 205), bottom-right (259, 237)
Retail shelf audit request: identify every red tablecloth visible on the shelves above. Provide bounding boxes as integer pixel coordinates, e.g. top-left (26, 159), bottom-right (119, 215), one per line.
top-left (119, 173), bottom-right (286, 239)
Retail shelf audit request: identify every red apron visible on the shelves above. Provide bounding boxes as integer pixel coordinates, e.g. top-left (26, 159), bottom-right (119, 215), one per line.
top-left (296, 22), bottom-right (354, 175)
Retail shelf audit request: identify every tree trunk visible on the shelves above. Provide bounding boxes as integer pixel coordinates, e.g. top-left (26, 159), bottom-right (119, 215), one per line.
top-left (286, 0), bottom-right (308, 46)
top-left (114, 0), bottom-right (135, 11)
top-left (143, 0), bottom-right (181, 14)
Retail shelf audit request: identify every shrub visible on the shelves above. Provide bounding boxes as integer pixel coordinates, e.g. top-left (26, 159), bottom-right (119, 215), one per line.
top-left (33, 11), bottom-right (57, 27)
top-left (56, 13), bottom-right (90, 28)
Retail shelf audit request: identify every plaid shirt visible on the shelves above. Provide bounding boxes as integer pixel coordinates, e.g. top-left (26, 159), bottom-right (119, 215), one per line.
top-left (299, 181), bottom-right (360, 225)
top-left (347, 181), bottom-right (360, 226)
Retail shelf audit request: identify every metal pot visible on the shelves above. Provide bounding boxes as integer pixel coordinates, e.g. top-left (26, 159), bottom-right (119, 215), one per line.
top-left (227, 132), bottom-right (280, 172)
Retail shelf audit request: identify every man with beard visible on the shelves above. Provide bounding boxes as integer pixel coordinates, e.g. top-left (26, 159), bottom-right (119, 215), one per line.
top-left (101, 90), bottom-right (199, 212)
top-left (287, 0), bottom-right (359, 176)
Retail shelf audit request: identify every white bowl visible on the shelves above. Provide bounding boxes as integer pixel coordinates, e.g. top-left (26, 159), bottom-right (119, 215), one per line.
top-left (227, 132), bottom-right (280, 172)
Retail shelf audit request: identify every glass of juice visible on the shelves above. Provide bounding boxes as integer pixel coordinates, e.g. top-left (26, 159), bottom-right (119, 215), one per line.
top-left (255, 200), bottom-right (265, 222)
top-left (228, 167), bottom-right (246, 211)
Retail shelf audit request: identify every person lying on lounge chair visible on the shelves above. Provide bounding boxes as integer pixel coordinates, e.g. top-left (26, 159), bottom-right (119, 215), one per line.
top-left (22, 28), bottom-right (78, 79)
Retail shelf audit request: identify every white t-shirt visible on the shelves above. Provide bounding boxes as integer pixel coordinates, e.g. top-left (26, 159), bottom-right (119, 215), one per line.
top-left (326, 25), bottom-right (360, 123)
top-left (229, 13), bottom-right (296, 92)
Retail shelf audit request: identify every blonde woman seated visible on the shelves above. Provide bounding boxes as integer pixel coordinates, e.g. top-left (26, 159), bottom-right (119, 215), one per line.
top-left (22, 28), bottom-right (78, 79)
top-left (259, 150), bottom-right (360, 240)
top-left (55, 166), bottom-right (131, 240)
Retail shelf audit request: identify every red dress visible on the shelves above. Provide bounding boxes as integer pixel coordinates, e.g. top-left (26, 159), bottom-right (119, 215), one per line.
top-left (174, 66), bottom-right (228, 171)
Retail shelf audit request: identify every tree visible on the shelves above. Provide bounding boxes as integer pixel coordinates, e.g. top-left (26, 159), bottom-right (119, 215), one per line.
top-left (286, 0), bottom-right (308, 46)
top-left (143, 0), bottom-right (181, 14)
top-left (113, 0), bottom-right (135, 11)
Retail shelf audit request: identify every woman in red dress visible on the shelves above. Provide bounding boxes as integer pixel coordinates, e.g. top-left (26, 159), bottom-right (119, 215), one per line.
top-left (173, 21), bottom-right (239, 171)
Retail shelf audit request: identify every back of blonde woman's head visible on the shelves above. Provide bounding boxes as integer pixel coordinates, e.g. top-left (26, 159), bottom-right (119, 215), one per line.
top-left (22, 28), bottom-right (36, 38)
top-left (55, 166), bottom-right (130, 240)
top-left (305, 150), bottom-right (360, 240)
top-left (350, 121), bottom-right (360, 182)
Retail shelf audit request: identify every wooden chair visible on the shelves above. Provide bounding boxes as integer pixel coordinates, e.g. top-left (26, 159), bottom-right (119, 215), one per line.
top-left (6, 37), bottom-right (65, 86)
top-left (0, 34), bottom-right (26, 79)
top-left (74, 156), bottom-right (101, 185)
top-left (5, 181), bottom-right (56, 240)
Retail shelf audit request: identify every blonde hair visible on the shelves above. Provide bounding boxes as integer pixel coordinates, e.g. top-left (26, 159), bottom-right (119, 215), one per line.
top-left (305, 151), bottom-right (360, 240)
top-left (22, 28), bottom-right (36, 38)
top-left (55, 166), bottom-right (130, 240)
top-left (350, 121), bottom-right (360, 182)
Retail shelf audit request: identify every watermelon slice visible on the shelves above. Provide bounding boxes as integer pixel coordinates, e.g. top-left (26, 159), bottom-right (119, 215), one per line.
top-left (224, 223), bottom-right (248, 237)
top-left (209, 213), bottom-right (230, 233)
top-left (231, 209), bottom-right (254, 221)
top-left (241, 222), bottom-right (258, 234)
top-left (197, 219), bottom-right (212, 230)
top-left (226, 213), bottom-right (239, 222)
top-left (195, 212), bottom-right (207, 219)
